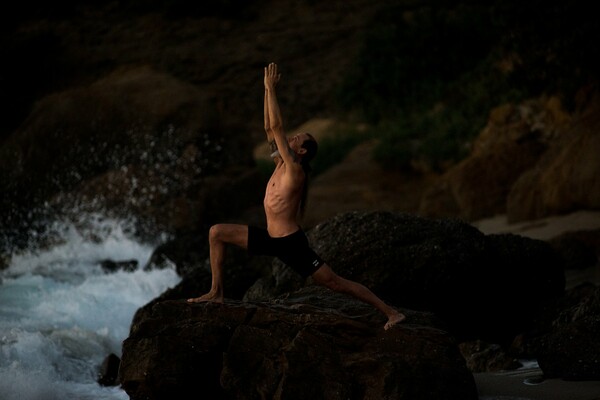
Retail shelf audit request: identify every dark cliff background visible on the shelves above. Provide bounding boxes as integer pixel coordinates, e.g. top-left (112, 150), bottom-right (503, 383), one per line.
top-left (1, 0), bottom-right (599, 252)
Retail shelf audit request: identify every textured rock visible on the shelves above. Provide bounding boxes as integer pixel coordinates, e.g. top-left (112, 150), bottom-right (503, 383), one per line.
top-left (507, 117), bottom-right (600, 222)
top-left (535, 287), bottom-right (600, 380)
top-left (419, 95), bottom-right (600, 223)
top-left (120, 288), bottom-right (478, 400)
top-left (419, 98), bottom-right (561, 221)
top-left (97, 353), bottom-right (121, 387)
top-left (459, 340), bottom-right (522, 372)
top-left (290, 211), bottom-right (562, 341)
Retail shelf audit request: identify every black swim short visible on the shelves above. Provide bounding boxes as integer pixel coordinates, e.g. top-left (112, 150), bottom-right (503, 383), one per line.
top-left (247, 226), bottom-right (325, 278)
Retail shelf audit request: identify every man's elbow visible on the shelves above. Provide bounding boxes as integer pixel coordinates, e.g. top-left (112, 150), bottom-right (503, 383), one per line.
top-left (269, 122), bottom-right (283, 132)
top-left (265, 125), bottom-right (281, 136)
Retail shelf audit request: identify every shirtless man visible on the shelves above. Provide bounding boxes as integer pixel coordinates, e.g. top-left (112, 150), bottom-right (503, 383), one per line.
top-left (188, 63), bottom-right (405, 330)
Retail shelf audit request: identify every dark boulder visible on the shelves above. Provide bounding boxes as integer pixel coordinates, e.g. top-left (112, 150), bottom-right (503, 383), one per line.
top-left (119, 287), bottom-right (478, 400)
top-left (271, 211), bottom-right (565, 341)
top-left (97, 353), bottom-right (120, 387)
top-left (100, 259), bottom-right (138, 273)
top-left (535, 286), bottom-right (600, 380)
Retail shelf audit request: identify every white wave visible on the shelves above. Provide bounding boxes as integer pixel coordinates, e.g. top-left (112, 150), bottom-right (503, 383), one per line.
top-left (4, 213), bottom-right (156, 279)
top-left (0, 213), bottom-right (181, 400)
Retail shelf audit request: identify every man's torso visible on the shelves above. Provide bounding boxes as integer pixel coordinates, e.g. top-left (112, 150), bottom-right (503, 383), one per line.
top-left (264, 161), bottom-right (304, 237)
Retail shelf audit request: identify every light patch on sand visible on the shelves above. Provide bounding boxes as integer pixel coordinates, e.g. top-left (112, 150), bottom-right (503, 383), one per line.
top-left (472, 210), bottom-right (600, 241)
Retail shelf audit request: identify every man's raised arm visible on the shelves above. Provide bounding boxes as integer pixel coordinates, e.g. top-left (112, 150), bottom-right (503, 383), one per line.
top-left (264, 63), bottom-right (295, 165)
top-left (264, 89), bottom-right (277, 154)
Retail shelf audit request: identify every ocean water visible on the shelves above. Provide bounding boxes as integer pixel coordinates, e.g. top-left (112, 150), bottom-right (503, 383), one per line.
top-left (0, 214), bottom-right (181, 400)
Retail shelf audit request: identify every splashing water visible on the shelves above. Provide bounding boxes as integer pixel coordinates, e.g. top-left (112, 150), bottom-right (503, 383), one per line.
top-left (0, 214), bottom-right (181, 400)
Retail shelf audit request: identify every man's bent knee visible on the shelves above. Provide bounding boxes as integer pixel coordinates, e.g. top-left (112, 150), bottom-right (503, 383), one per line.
top-left (209, 224), bottom-right (225, 242)
top-left (208, 224), bottom-right (248, 248)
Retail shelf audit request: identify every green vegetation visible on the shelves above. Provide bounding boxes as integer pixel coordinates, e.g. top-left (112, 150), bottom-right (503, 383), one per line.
top-left (309, 125), bottom-right (367, 177)
top-left (334, 0), bottom-right (599, 172)
top-left (259, 0), bottom-right (600, 178)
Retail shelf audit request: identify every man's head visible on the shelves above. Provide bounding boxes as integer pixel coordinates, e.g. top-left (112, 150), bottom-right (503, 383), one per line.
top-left (291, 132), bottom-right (317, 217)
top-left (288, 132), bottom-right (318, 164)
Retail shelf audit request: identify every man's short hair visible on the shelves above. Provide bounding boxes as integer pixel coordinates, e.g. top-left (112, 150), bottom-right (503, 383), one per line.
top-left (301, 133), bottom-right (318, 164)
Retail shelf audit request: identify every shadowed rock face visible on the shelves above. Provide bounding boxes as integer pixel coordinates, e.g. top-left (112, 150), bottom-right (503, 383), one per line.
top-left (119, 288), bottom-right (478, 400)
top-left (303, 211), bottom-right (565, 341)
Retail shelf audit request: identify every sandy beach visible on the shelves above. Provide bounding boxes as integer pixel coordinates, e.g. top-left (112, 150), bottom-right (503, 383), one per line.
top-left (475, 366), bottom-right (600, 400)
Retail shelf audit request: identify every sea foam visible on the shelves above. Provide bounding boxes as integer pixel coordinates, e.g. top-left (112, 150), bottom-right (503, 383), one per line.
top-left (0, 213), bottom-right (181, 400)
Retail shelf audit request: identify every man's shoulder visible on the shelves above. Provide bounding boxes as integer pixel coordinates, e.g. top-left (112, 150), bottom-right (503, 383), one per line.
top-left (282, 160), bottom-right (305, 175)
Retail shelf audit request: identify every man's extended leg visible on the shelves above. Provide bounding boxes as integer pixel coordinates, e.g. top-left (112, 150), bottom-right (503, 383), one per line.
top-left (187, 224), bottom-right (248, 303)
top-left (311, 264), bottom-right (406, 330)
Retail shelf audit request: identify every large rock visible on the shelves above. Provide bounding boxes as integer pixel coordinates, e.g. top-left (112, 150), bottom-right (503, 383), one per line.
top-left (119, 288), bottom-right (478, 400)
top-left (419, 94), bottom-right (600, 223)
top-left (534, 286), bottom-right (600, 380)
top-left (419, 97), bottom-right (566, 221)
top-left (301, 211), bottom-right (564, 341)
top-left (507, 107), bottom-right (600, 222)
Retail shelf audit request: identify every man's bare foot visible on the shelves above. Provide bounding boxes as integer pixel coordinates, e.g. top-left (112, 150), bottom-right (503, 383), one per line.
top-left (187, 292), bottom-right (224, 303)
top-left (384, 312), bottom-right (406, 330)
